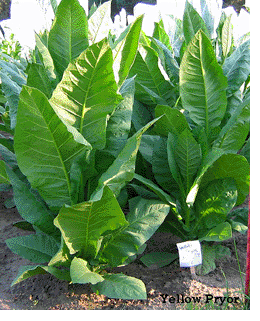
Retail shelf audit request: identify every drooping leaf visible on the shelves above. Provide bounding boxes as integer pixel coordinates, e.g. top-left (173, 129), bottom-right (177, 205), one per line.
top-left (48, 0), bottom-right (89, 79)
top-left (91, 273), bottom-right (147, 300)
top-left (180, 30), bottom-right (227, 138)
top-left (54, 186), bottom-right (128, 259)
top-left (14, 86), bottom-right (91, 209)
top-left (11, 265), bottom-right (70, 286)
top-left (100, 197), bottom-right (170, 267)
top-left (48, 237), bottom-right (71, 267)
top-left (50, 38), bottom-right (123, 150)
top-left (5, 166), bottom-right (58, 238)
top-left (70, 257), bottom-right (104, 284)
top-left (6, 234), bottom-right (59, 264)
top-left (140, 252), bottom-right (178, 269)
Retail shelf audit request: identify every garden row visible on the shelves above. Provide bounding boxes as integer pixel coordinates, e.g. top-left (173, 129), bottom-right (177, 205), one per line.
top-left (0, 0), bottom-right (250, 300)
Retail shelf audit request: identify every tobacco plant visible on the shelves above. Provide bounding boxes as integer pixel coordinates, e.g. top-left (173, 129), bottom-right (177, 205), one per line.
top-left (129, 0), bottom-right (250, 274)
top-left (0, 0), bottom-right (170, 299)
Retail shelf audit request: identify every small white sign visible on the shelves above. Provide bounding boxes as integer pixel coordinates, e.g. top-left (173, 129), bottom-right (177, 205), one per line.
top-left (177, 240), bottom-right (202, 268)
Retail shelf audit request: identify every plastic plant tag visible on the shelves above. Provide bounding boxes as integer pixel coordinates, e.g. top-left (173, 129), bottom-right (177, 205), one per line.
top-left (176, 240), bottom-right (202, 268)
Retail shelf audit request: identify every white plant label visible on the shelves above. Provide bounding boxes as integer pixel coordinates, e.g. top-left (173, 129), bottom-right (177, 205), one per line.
top-left (176, 240), bottom-right (202, 268)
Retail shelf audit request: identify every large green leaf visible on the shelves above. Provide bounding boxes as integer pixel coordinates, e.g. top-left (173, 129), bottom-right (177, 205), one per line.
top-left (70, 257), bottom-right (104, 284)
top-left (50, 38), bottom-right (123, 150)
top-left (221, 14), bottom-right (233, 59)
top-left (200, 153), bottom-right (249, 205)
top-left (105, 77), bottom-right (135, 158)
top-left (140, 252), bottom-right (178, 269)
top-left (183, 0), bottom-right (209, 45)
top-left (180, 30), bottom-right (227, 138)
top-left (14, 86), bottom-right (91, 209)
top-left (88, 0), bottom-right (111, 45)
top-left (200, 222), bottom-right (232, 242)
top-left (175, 129), bottom-right (202, 193)
top-left (128, 46), bottom-right (175, 107)
top-left (194, 178), bottom-right (237, 233)
top-left (100, 197), bottom-right (170, 267)
top-left (54, 186), bottom-right (128, 259)
top-left (5, 166), bottom-right (58, 238)
top-left (154, 105), bottom-right (189, 137)
top-left (6, 234), bottom-right (59, 264)
top-left (11, 265), bottom-right (70, 286)
top-left (92, 273), bottom-right (147, 300)
top-left (213, 96), bottom-right (250, 153)
top-left (113, 15), bottom-right (143, 87)
top-left (48, 0), bottom-right (88, 79)
top-left (223, 40), bottom-right (250, 97)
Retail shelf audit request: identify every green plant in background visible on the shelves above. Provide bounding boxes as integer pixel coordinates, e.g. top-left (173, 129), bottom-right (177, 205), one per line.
top-left (0, 32), bottom-right (22, 61)
top-left (129, 0), bottom-right (250, 274)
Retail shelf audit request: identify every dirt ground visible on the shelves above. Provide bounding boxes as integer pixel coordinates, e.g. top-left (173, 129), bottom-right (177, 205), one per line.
top-left (0, 188), bottom-right (249, 310)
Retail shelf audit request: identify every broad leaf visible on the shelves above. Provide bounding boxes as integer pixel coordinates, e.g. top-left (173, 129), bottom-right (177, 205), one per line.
top-left (196, 243), bottom-right (231, 275)
top-left (195, 178), bottom-right (237, 232)
top-left (154, 105), bottom-right (189, 137)
top-left (14, 86), bottom-right (91, 209)
top-left (222, 14), bottom-right (233, 59)
top-left (100, 197), bottom-right (170, 267)
top-left (200, 153), bottom-right (249, 205)
top-left (50, 38), bottom-right (123, 150)
top-left (151, 136), bottom-right (178, 194)
top-left (113, 15), bottom-right (143, 87)
top-left (5, 166), bottom-right (58, 238)
top-left (54, 186), bottom-right (128, 259)
top-left (223, 40), bottom-right (250, 97)
top-left (26, 63), bottom-right (53, 99)
top-left (186, 148), bottom-right (226, 206)
top-left (88, 0), bottom-right (111, 45)
top-left (140, 252), bottom-right (178, 269)
top-left (48, 0), bottom-right (88, 79)
top-left (183, 1), bottom-right (209, 45)
top-left (213, 96), bottom-right (250, 153)
top-left (48, 237), bottom-right (71, 267)
top-left (200, 222), bottom-right (232, 242)
top-left (128, 46), bottom-right (175, 107)
top-left (92, 273), bottom-right (147, 300)
top-left (175, 129), bottom-right (202, 193)
top-left (180, 30), bottom-right (227, 138)
top-left (105, 77), bottom-right (135, 158)
top-left (11, 265), bottom-right (70, 286)
top-left (6, 234), bottom-right (59, 264)
top-left (70, 257), bottom-right (104, 284)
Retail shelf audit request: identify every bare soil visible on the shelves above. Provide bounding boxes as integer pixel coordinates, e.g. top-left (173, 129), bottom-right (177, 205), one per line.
top-left (0, 189), bottom-right (249, 310)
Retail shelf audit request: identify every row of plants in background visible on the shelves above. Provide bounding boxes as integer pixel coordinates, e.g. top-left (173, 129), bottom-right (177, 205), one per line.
top-left (0, 0), bottom-right (249, 299)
